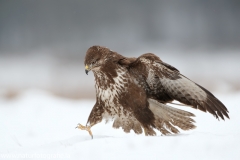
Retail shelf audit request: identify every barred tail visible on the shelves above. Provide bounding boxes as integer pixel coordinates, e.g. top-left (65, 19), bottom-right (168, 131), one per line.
top-left (148, 99), bottom-right (196, 135)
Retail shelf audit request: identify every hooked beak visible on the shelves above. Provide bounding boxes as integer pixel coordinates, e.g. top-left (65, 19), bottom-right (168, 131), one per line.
top-left (85, 65), bottom-right (89, 75)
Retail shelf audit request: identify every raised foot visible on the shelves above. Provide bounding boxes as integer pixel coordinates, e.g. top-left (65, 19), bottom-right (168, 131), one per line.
top-left (76, 123), bottom-right (93, 139)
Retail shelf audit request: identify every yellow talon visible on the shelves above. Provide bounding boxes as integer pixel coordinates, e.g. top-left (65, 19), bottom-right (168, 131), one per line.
top-left (76, 123), bottom-right (93, 139)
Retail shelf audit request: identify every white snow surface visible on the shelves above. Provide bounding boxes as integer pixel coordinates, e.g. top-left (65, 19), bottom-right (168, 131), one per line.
top-left (0, 89), bottom-right (240, 160)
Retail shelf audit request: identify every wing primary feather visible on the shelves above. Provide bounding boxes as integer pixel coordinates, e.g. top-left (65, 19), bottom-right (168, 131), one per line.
top-left (196, 84), bottom-right (229, 120)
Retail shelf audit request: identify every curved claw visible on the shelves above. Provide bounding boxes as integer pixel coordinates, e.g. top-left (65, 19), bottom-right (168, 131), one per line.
top-left (76, 123), bottom-right (93, 139)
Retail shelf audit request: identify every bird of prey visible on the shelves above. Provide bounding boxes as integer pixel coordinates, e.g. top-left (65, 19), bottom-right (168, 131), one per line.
top-left (76, 45), bottom-right (229, 138)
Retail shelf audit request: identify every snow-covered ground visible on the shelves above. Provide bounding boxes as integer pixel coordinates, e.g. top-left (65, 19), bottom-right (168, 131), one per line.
top-left (0, 89), bottom-right (240, 160)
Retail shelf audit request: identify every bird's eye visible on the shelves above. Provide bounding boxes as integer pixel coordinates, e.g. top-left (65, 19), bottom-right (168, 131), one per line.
top-left (92, 61), bottom-right (95, 65)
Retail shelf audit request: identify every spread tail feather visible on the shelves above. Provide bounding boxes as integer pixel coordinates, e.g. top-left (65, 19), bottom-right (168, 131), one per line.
top-left (148, 99), bottom-right (196, 135)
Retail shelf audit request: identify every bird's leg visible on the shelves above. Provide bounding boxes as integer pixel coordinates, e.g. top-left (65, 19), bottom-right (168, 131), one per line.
top-left (76, 123), bottom-right (93, 139)
top-left (76, 103), bottom-right (103, 139)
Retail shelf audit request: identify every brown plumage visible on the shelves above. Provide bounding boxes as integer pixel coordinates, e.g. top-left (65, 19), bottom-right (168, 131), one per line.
top-left (76, 45), bottom-right (229, 138)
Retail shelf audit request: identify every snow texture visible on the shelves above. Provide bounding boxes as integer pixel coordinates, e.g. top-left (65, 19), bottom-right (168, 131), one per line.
top-left (0, 89), bottom-right (240, 160)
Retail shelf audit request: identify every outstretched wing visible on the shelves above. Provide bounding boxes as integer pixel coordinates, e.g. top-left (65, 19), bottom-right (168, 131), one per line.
top-left (127, 53), bottom-right (229, 120)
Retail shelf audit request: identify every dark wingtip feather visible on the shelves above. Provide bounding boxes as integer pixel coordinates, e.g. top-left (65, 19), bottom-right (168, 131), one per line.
top-left (196, 84), bottom-right (230, 120)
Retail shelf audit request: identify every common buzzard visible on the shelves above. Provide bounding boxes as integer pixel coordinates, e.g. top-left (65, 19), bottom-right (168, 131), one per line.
top-left (76, 46), bottom-right (229, 138)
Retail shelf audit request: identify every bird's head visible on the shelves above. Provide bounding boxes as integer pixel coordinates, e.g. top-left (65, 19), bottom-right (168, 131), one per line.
top-left (84, 45), bottom-right (111, 75)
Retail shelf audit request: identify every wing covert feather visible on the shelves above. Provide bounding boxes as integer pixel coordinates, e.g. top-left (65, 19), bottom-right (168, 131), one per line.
top-left (128, 53), bottom-right (229, 120)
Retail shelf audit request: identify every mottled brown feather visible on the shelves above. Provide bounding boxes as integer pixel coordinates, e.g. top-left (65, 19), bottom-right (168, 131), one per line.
top-left (83, 45), bottom-right (229, 137)
top-left (128, 53), bottom-right (229, 120)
